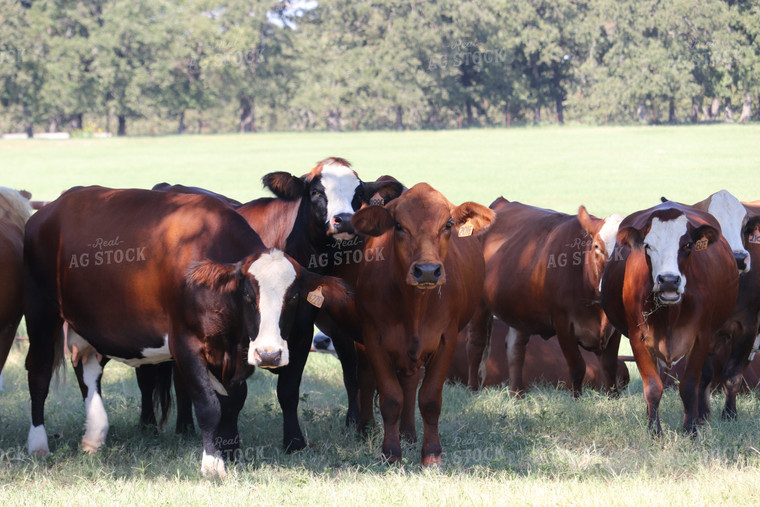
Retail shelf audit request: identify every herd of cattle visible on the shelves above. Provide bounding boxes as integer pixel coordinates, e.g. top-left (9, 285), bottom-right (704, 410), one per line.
top-left (1, 157), bottom-right (759, 477)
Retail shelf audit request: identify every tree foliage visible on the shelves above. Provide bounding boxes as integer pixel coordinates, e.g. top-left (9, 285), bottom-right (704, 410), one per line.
top-left (1, 0), bottom-right (759, 135)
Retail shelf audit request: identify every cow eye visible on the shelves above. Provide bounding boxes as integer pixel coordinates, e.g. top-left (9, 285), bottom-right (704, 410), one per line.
top-left (311, 190), bottom-right (320, 198)
top-left (683, 241), bottom-right (693, 251)
top-left (643, 243), bottom-right (651, 251)
top-left (394, 222), bottom-right (404, 232)
top-left (243, 290), bottom-right (254, 304)
top-left (445, 219), bottom-right (454, 230)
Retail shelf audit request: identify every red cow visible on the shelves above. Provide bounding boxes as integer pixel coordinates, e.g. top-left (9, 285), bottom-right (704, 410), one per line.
top-left (0, 188), bottom-right (33, 386)
top-left (350, 182), bottom-right (494, 466)
top-left (448, 319), bottom-right (631, 391)
top-left (468, 198), bottom-right (624, 397)
top-left (658, 191), bottom-right (760, 419)
top-left (23, 186), bottom-right (347, 477)
top-left (600, 202), bottom-right (739, 434)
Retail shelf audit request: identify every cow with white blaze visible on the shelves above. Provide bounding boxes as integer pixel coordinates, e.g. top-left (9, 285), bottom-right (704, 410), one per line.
top-left (23, 186), bottom-right (347, 477)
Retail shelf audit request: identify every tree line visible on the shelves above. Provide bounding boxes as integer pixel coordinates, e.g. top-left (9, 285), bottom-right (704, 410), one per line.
top-left (1, 0), bottom-right (758, 136)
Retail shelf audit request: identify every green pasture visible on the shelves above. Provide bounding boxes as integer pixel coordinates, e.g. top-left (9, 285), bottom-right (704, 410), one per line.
top-left (2, 125), bottom-right (760, 505)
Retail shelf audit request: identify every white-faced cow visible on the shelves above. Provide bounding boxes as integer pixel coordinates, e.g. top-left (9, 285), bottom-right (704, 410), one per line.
top-left (23, 186), bottom-right (347, 477)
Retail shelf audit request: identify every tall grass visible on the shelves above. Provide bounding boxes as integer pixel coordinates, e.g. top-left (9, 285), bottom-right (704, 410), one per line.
top-left (2, 125), bottom-right (760, 504)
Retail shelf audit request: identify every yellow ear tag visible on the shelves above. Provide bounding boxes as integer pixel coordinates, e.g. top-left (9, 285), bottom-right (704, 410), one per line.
top-left (369, 195), bottom-right (385, 206)
top-left (749, 227), bottom-right (760, 245)
top-left (695, 237), bottom-right (708, 251)
top-left (307, 286), bottom-right (325, 308)
top-left (458, 220), bottom-right (474, 238)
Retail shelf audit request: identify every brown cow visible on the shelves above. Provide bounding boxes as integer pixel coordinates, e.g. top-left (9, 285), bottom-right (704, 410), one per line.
top-left (658, 191), bottom-right (760, 420)
top-left (448, 319), bottom-right (631, 391)
top-left (350, 182), bottom-right (494, 466)
top-left (23, 186), bottom-right (348, 477)
top-left (468, 198), bottom-right (624, 397)
top-left (0, 188), bottom-right (33, 388)
top-left (600, 202), bottom-right (739, 434)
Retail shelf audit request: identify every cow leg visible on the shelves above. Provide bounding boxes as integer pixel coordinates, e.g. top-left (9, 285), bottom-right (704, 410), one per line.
top-left (0, 317), bottom-right (20, 381)
top-left (598, 331), bottom-right (622, 396)
top-left (330, 331), bottom-right (360, 428)
top-left (217, 381), bottom-right (247, 463)
top-left (276, 341), bottom-right (310, 452)
top-left (630, 331), bottom-right (663, 435)
top-left (356, 343), bottom-right (377, 434)
top-left (364, 329), bottom-right (403, 462)
top-left (555, 325), bottom-right (586, 397)
top-left (697, 359), bottom-right (713, 423)
top-left (466, 304), bottom-right (492, 391)
top-left (680, 335), bottom-right (709, 435)
top-left (24, 285), bottom-right (64, 456)
top-left (399, 370), bottom-right (420, 443)
top-left (505, 328), bottom-right (531, 397)
top-left (73, 355), bottom-right (110, 453)
top-left (721, 329), bottom-right (758, 420)
top-left (174, 363), bottom-right (195, 434)
top-left (171, 339), bottom-right (227, 478)
top-left (136, 365), bottom-right (158, 429)
top-left (418, 327), bottom-right (458, 466)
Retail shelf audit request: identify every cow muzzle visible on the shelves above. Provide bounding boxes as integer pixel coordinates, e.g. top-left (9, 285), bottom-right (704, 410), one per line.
top-left (654, 273), bottom-right (682, 304)
top-left (734, 251), bottom-right (750, 273)
top-left (249, 345), bottom-right (287, 369)
top-left (327, 213), bottom-right (355, 240)
top-left (410, 263), bottom-right (443, 288)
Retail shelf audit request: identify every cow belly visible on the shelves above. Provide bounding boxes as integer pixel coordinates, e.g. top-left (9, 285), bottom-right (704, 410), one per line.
top-left (69, 329), bottom-right (172, 367)
top-left (108, 335), bottom-right (172, 366)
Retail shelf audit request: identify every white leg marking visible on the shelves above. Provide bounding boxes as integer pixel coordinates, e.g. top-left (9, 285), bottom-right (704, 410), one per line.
top-left (247, 250), bottom-right (295, 368)
top-left (207, 369), bottom-right (228, 396)
top-left (644, 215), bottom-right (688, 294)
top-left (201, 450), bottom-right (227, 478)
top-left (750, 334), bottom-right (760, 362)
top-left (28, 424), bottom-right (50, 456)
top-left (81, 358), bottom-right (109, 454)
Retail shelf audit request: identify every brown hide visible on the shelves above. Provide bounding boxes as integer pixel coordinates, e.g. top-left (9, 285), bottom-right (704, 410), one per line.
top-left (601, 202), bottom-right (739, 434)
top-left (448, 320), bottom-right (630, 390)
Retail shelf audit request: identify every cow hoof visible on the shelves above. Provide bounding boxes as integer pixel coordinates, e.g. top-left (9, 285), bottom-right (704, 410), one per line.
top-left (81, 438), bottom-right (101, 454)
top-left (382, 454), bottom-right (402, 465)
top-left (28, 425), bottom-right (50, 456)
top-left (201, 451), bottom-right (227, 479)
top-left (284, 438), bottom-right (307, 453)
top-left (422, 454), bottom-right (442, 467)
top-left (721, 409), bottom-right (738, 421)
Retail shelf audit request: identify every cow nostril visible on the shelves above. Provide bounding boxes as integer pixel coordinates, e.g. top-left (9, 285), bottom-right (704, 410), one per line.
top-left (434, 266), bottom-right (442, 278)
top-left (413, 266), bottom-right (423, 279)
top-left (332, 216), bottom-right (342, 224)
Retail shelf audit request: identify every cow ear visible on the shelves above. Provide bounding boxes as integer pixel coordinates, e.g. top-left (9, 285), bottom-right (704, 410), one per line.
top-left (303, 272), bottom-right (351, 308)
top-left (451, 202), bottom-right (495, 235)
top-left (577, 205), bottom-right (602, 236)
top-left (617, 226), bottom-right (642, 249)
top-left (745, 215), bottom-right (760, 236)
top-left (351, 205), bottom-right (395, 237)
top-left (186, 260), bottom-right (243, 293)
top-left (363, 177), bottom-right (404, 205)
top-left (19, 189), bottom-right (32, 200)
top-left (262, 172), bottom-right (307, 201)
top-left (689, 224), bottom-right (720, 245)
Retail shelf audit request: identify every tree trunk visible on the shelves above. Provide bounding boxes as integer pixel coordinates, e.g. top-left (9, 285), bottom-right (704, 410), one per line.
top-left (395, 105), bottom-right (403, 130)
top-left (326, 108), bottom-right (341, 132)
top-left (710, 97), bottom-right (720, 119)
top-left (724, 97), bottom-right (733, 122)
top-left (117, 114), bottom-right (127, 136)
top-left (668, 97), bottom-right (676, 124)
top-left (637, 100), bottom-right (647, 123)
top-left (177, 110), bottom-right (186, 135)
top-left (739, 93), bottom-right (751, 123)
top-left (239, 96), bottom-right (254, 133)
top-left (691, 99), bottom-right (700, 123)
top-left (553, 63), bottom-right (564, 125)
top-left (70, 113), bottom-right (83, 130)
top-left (466, 100), bottom-right (474, 126)
top-left (23, 101), bottom-right (33, 138)
top-left (48, 116), bottom-right (59, 133)
top-left (198, 110), bottom-right (203, 134)
top-left (534, 105), bottom-right (541, 123)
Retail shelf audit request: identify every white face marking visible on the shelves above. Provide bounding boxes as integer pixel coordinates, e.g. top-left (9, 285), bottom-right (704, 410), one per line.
top-left (108, 335), bottom-right (172, 367)
top-left (707, 190), bottom-right (750, 272)
top-left (28, 424), bottom-right (50, 456)
top-left (320, 162), bottom-right (360, 228)
top-left (81, 358), bottom-right (109, 453)
top-left (201, 450), bottom-right (227, 478)
top-left (644, 215), bottom-right (689, 295)
top-left (247, 250), bottom-right (296, 368)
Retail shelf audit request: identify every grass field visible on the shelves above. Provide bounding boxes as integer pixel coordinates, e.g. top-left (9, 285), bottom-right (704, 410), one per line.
top-left (2, 125), bottom-right (760, 505)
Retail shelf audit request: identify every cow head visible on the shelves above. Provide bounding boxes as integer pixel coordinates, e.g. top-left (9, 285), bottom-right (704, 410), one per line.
top-left (186, 249), bottom-right (348, 369)
top-left (351, 183), bottom-right (494, 288)
top-left (577, 205), bottom-right (623, 292)
top-left (262, 158), bottom-right (404, 241)
top-left (617, 205), bottom-right (721, 305)
top-left (702, 190), bottom-right (751, 273)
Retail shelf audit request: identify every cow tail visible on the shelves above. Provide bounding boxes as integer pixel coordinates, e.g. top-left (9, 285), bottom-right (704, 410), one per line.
top-left (154, 362), bottom-right (174, 429)
top-left (51, 324), bottom-right (66, 390)
top-left (477, 317), bottom-right (493, 390)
